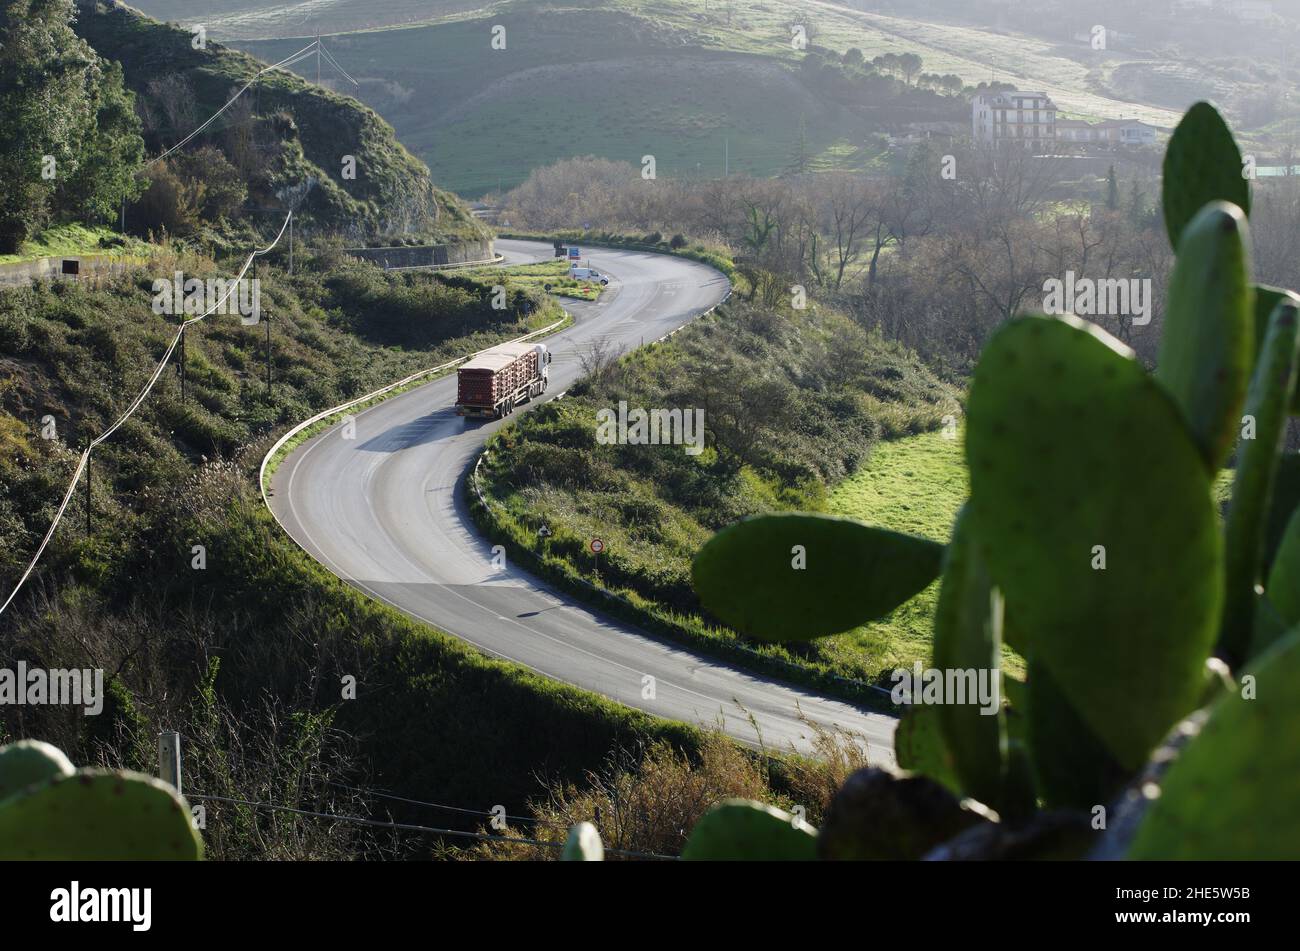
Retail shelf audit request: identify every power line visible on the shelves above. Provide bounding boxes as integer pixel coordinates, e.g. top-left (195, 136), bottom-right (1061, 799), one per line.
top-left (0, 211), bottom-right (293, 618)
top-left (190, 793), bottom-right (675, 859)
top-left (150, 41), bottom-right (320, 165)
top-left (324, 781), bottom-right (565, 827)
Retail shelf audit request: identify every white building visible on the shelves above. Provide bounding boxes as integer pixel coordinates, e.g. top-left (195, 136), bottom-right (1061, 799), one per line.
top-left (972, 91), bottom-right (1058, 149)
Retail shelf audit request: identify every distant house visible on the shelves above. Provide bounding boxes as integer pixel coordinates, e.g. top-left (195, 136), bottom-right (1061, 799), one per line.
top-left (1095, 119), bottom-right (1159, 146)
top-left (972, 90), bottom-right (1057, 150)
top-left (1055, 119), bottom-right (1098, 144)
top-left (1051, 117), bottom-right (1159, 149)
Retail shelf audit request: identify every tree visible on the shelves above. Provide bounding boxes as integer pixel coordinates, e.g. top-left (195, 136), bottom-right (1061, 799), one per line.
top-left (899, 52), bottom-right (923, 86)
top-left (0, 0), bottom-right (145, 252)
top-left (57, 61), bottom-right (146, 226)
top-left (1106, 165), bottom-right (1120, 212)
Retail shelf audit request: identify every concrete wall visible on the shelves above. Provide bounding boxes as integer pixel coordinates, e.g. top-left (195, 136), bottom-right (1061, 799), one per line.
top-left (0, 254), bottom-right (145, 289)
top-left (344, 238), bottom-right (496, 270)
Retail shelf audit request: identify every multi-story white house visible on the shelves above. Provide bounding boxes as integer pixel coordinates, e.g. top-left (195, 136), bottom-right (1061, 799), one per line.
top-left (979, 93), bottom-right (1160, 150)
top-left (972, 90), bottom-right (1058, 150)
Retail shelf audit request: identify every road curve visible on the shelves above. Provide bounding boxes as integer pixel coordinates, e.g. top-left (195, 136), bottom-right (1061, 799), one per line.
top-left (269, 239), bottom-right (898, 760)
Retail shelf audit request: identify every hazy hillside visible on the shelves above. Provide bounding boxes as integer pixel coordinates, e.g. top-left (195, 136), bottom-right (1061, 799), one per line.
top-left (206, 0), bottom-right (1203, 196)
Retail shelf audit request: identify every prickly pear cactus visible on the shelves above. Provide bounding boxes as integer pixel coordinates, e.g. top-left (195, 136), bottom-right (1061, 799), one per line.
top-left (681, 799), bottom-right (817, 861)
top-left (0, 739), bottom-right (75, 803)
top-left (0, 764), bottom-right (202, 861)
top-left (817, 767), bottom-right (991, 861)
top-left (1126, 630), bottom-right (1300, 859)
top-left (931, 505), bottom-right (1006, 809)
top-left (1155, 201), bottom-right (1254, 471)
top-left (966, 314), bottom-right (1222, 771)
top-left (691, 513), bottom-right (942, 641)
top-left (1221, 297), bottom-right (1299, 663)
top-left (561, 821), bottom-right (604, 861)
top-left (1162, 101), bottom-right (1251, 250)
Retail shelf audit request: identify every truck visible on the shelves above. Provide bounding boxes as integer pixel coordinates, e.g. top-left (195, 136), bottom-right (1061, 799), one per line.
top-left (456, 341), bottom-right (551, 418)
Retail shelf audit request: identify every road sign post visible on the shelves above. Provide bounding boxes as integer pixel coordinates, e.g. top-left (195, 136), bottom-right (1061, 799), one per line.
top-left (590, 537), bottom-right (604, 582)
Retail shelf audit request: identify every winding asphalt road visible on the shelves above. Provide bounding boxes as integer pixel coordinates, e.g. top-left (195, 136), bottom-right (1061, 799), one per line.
top-left (269, 239), bottom-right (898, 760)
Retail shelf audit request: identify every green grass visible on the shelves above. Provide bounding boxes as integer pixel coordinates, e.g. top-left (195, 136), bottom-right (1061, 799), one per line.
top-left (0, 224), bottom-right (150, 266)
top-left (468, 258), bottom-right (605, 301)
top-left (821, 428), bottom-right (1001, 678)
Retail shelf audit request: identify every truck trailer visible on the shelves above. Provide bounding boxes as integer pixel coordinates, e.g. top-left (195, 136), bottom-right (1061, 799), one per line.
top-left (456, 341), bottom-right (550, 418)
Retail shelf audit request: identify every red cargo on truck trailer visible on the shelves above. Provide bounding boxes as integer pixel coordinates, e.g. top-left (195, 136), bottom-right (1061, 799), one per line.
top-left (456, 341), bottom-right (550, 418)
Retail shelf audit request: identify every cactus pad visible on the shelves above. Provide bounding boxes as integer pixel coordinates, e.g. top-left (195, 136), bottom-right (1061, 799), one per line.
top-left (967, 314), bottom-right (1222, 770)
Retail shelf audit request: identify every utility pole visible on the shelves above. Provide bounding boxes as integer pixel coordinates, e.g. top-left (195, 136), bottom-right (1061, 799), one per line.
top-left (288, 214), bottom-right (294, 275)
top-left (265, 308), bottom-right (273, 400)
top-left (178, 325), bottom-right (186, 403)
top-left (316, 31), bottom-right (321, 86)
top-left (84, 436), bottom-right (91, 536)
top-left (725, 137), bottom-right (729, 177)
top-left (157, 732), bottom-right (181, 794)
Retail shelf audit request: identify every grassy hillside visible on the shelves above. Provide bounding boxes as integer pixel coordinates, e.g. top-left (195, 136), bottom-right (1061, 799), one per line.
top-left (75, 0), bottom-right (488, 242)
top-left (0, 244), bottom-right (722, 856)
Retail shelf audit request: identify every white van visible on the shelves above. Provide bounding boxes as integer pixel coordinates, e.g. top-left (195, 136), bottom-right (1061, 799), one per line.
top-left (569, 265), bottom-right (610, 285)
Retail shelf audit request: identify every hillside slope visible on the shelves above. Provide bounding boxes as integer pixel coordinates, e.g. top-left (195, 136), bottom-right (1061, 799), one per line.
top-left (75, 0), bottom-right (488, 242)
top-left (218, 0), bottom-right (1197, 196)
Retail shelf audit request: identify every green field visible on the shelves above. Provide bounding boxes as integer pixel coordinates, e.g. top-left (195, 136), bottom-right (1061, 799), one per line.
top-left (823, 428), bottom-right (992, 678)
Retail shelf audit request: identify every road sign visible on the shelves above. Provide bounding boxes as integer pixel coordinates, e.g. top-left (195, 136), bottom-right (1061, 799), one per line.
top-left (589, 538), bottom-right (604, 554)
top-left (569, 247), bottom-right (580, 259)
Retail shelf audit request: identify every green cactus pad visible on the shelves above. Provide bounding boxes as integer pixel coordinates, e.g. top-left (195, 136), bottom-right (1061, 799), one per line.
top-left (0, 768), bottom-right (202, 860)
top-left (893, 702), bottom-right (960, 794)
top-left (1221, 297), bottom-right (1299, 663)
top-left (1265, 507), bottom-right (1300, 631)
top-left (0, 740), bottom-right (75, 804)
top-left (1252, 287), bottom-right (1300, 390)
top-left (1263, 454), bottom-right (1300, 571)
top-left (560, 822), bottom-right (604, 861)
top-left (967, 314), bottom-right (1222, 770)
top-left (1025, 659), bottom-right (1130, 809)
top-left (1162, 101), bottom-right (1251, 250)
top-left (931, 505), bottom-right (1006, 808)
top-left (691, 513), bottom-right (943, 641)
top-left (1155, 201), bottom-right (1254, 471)
top-left (1127, 630), bottom-right (1300, 859)
top-left (681, 799), bottom-right (817, 861)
